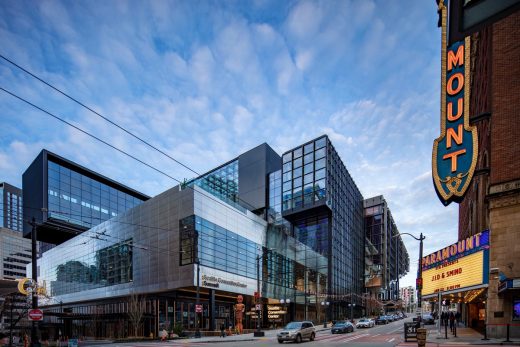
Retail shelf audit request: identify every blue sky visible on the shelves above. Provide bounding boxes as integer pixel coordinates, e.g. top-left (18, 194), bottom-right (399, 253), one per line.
top-left (0, 0), bottom-right (458, 289)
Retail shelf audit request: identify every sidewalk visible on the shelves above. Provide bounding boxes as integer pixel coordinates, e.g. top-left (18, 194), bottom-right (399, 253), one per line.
top-left (398, 324), bottom-right (520, 346)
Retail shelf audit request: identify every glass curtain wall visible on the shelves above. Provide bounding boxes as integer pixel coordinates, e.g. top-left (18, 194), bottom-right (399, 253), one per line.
top-left (281, 137), bottom-right (327, 211)
top-left (185, 160), bottom-right (242, 210)
top-left (180, 215), bottom-right (259, 280)
top-left (47, 160), bottom-right (145, 229)
top-left (266, 169), bottom-right (328, 322)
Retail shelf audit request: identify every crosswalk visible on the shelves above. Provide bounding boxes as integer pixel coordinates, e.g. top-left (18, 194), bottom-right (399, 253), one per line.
top-left (315, 333), bottom-right (371, 343)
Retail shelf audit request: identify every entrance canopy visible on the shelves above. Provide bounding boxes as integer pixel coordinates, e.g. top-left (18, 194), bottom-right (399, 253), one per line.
top-left (423, 284), bottom-right (488, 305)
top-left (0, 279), bottom-right (19, 297)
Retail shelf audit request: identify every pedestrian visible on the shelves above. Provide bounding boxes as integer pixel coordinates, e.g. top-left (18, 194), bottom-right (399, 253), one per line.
top-left (455, 311), bottom-right (461, 326)
top-left (220, 324), bottom-right (226, 338)
top-left (449, 312), bottom-right (455, 332)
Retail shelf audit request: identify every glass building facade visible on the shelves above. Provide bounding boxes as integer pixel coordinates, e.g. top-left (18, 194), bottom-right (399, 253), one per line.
top-left (186, 160), bottom-right (240, 209)
top-left (47, 160), bottom-right (144, 229)
top-left (23, 150), bottom-right (149, 245)
top-left (0, 182), bottom-right (23, 232)
top-left (27, 136), bottom-right (408, 338)
top-left (364, 196), bottom-right (409, 301)
top-left (278, 136), bottom-right (366, 319)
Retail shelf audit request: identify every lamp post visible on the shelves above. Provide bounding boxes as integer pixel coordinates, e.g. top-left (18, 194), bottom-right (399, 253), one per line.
top-left (30, 217), bottom-right (40, 347)
top-left (254, 254), bottom-right (265, 337)
top-left (195, 258), bottom-right (201, 338)
top-left (348, 303), bottom-right (356, 321)
top-left (280, 298), bottom-right (290, 327)
top-left (394, 233), bottom-right (425, 312)
top-left (320, 301), bottom-right (330, 327)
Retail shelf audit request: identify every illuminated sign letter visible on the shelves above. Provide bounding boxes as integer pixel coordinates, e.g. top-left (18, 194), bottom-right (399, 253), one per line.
top-left (432, 0), bottom-right (478, 206)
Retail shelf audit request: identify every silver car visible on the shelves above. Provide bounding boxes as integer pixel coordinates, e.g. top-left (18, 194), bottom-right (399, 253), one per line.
top-left (356, 318), bottom-right (375, 328)
top-left (277, 321), bottom-right (316, 343)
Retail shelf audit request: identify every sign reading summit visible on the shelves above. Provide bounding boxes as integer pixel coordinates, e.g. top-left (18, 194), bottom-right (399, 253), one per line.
top-left (432, 0), bottom-right (478, 206)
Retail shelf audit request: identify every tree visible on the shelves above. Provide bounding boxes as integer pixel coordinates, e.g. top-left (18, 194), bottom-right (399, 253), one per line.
top-left (0, 292), bottom-right (31, 342)
top-left (127, 293), bottom-right (146, 338)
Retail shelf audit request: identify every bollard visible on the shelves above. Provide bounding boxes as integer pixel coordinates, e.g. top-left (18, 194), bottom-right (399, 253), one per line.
top-left (453, 322), bottom-right (457, 337)
top-left (482, 323), bottom-right (489, 340)
top-left (416, 327), bottom-right (427, 347)
top-left (505, 323), bottom-right (511, 343)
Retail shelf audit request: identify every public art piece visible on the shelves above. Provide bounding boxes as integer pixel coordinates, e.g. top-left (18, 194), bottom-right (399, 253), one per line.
top-left (235, 294), bottom-right (245, 334)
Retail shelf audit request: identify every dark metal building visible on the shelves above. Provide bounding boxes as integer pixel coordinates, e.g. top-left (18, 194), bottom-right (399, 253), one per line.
top-left (22, 149), bottom-right (150, 245)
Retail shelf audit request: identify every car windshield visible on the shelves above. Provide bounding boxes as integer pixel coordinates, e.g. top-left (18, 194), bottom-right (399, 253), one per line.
top-left (334, 323), bottom-right (346, 327)
top-left (359, 319), bottom-right (368, 322)
top-left (285, 322), bottom-right (302, 330)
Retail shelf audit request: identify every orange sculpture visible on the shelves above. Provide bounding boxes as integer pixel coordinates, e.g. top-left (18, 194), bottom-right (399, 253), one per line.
top-left (235, 294), bottom-right (245, 334)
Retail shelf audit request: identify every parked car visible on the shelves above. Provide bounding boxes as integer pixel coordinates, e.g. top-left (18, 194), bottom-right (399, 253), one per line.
top-left (356, 318), bottom-right (375, 328)
top-left (331, 321), bottom-right (354, 334)
top-left (422, 313), bottom-right (435, 325)
top-left (277, 321), bottom-right (316, 343)
top-left (375, 315), bottom-right (389, 325)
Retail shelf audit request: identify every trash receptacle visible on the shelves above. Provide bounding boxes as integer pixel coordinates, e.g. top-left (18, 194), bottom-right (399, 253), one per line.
top-left (416, 327), bottom-right (427, 347)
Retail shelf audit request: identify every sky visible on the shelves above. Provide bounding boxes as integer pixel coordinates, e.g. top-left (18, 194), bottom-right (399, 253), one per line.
top-left (0, 0), bottom-right (459, 290)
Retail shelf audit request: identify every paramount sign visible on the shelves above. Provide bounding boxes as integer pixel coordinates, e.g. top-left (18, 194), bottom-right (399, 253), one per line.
top-left (432, 0), bottom-right (478, 206)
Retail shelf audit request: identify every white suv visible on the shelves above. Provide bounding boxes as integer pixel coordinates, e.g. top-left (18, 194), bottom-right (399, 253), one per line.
top-left (277, 321), bottom-right (316, 343)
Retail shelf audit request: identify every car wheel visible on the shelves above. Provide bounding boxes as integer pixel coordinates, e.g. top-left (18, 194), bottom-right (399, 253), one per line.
top-left (278, 339), bottom-right (284, 344)
top-left (310, 332), bottom-right (315, 341)
top-left (349, 327), bottom-right (354, 333)
top-left (295, 334), bottom-right (302, 343)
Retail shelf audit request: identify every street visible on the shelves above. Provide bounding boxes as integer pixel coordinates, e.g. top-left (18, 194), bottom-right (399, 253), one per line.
top-left (93, 319), bottom-right (408, 347)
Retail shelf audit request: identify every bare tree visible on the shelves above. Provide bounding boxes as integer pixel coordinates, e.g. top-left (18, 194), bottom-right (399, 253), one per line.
top-left (0, 292), bottom-right (31, 340)
top-left (127, 293), bottom-right (146, 338)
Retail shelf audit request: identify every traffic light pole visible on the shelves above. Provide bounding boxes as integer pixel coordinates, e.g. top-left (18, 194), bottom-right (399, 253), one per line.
top-left (30, 218), bottom-right (40, 347)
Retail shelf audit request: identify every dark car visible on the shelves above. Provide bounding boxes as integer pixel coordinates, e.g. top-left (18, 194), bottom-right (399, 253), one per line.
top-left (331, 321), bottom-right (354, 334)
top-left (422, 313), bottom-right (435, 325)
top-left (375, 315), bottom-right (389, 325)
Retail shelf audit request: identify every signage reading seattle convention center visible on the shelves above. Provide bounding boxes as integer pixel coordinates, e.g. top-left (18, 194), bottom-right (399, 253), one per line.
top-left (421, 230), bottom-right (489, 296)
top-left (432, 0), bottom-right (478, 206)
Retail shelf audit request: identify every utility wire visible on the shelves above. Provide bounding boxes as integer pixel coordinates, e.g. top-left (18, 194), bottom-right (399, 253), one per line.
top-left (0, 54), bottom-right (200, 176)
top-left (0, 86), bottom-right (260, 220)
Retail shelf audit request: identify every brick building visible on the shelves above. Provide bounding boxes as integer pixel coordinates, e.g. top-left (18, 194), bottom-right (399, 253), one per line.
top-left (457, 9), bottom-right (520, 338)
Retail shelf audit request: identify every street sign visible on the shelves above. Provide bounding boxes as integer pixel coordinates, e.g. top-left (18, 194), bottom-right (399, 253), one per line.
top-left (28, 309), bottom-right (43, 321)
top-left (195, 304), bottom-right (203, 313)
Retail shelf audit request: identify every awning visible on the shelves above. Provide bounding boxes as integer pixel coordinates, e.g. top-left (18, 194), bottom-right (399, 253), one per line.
top-left (422, 283), bottom-right (488, 302)
top-left (0, 279), bottom-right (20, 297)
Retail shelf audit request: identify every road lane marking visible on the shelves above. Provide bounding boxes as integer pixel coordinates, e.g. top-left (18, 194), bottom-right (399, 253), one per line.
top-left (388, 337), bottom-right (395, 342)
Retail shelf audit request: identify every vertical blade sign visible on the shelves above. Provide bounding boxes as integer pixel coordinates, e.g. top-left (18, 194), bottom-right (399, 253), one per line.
top-left (432, 0), bottom-right (478, 206)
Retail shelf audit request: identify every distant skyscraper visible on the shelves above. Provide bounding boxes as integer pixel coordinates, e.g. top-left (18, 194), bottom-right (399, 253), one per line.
top-left (0, 182), bottom-right (23, 232)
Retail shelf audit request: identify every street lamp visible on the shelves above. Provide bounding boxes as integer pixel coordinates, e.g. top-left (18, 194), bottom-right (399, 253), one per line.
top-left (254, 253), bottom-right (265, 337)
top-left (280, 298), bottom-right (290, 326)
top-left (348, 303), bottom-right (356, 321)
top-left (194, 258), bottom-right (201, 338)
top-left (394, 233), bottom-right (425, 311)
top-left (320, 301), bottom-right (330, 327)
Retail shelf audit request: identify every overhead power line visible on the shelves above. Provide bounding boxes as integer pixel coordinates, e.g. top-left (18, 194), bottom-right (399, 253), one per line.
top-left (0, 86), bottom-right (260, 220)
top-left (0, 54), bottom-right (200, 176)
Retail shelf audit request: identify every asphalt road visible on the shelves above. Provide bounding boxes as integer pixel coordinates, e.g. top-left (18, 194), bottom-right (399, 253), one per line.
top-left (95, 318), bottom-right (410, 347)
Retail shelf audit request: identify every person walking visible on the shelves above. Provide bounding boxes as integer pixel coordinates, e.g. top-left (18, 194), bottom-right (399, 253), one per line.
top-left (449, 312), bottom-right (455, 332)
top-left (220, 324), bottom-right (226, 338)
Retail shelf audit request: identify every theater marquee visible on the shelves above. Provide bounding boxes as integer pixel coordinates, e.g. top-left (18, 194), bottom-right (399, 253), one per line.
top-left (421, 230), bottom-right (489, 296)
top-left (432, 0), bottom-right (478, 206)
